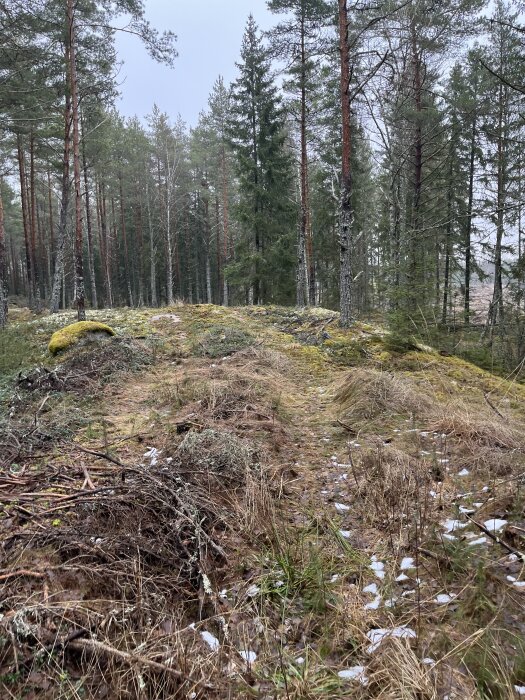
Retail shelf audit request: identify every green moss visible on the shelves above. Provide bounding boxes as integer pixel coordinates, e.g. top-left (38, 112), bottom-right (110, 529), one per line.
top-left (194, 325), bottom-right (255, 358)
top-left (48, 321), bottom-right (115, 355)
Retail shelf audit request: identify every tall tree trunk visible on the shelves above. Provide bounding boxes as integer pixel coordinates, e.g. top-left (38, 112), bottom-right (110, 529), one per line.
top-left (221, 145), bottom-right (229, 306)
top-left (298, 12), bottom-right (311, 307)
top-left (338, 0), bottom-right (353, 327)
top-left (50, 60), bottom-right (71, 314)
top-left (0, 180), bottom-right (7, 327)
top-left (464, 111), bottom-right (476, 325)
top-left (17, 135), bottom-right (33, 307)
top-left (407, 21), bottom-right (423, 314)
top-left (119, 174), bottom-right (133, 306)
top-left (67, 0), bottom-right (85, 321)
top-left (146, 181), bottom-right (157, 307)
top-left (29, 133), bottom-right (40, 308)
top-left (82, 119), bottom-right (97, 309)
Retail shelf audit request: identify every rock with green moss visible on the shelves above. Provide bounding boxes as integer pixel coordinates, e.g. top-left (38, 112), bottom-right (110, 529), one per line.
top-left (48, 321), bottom-right (116, 355)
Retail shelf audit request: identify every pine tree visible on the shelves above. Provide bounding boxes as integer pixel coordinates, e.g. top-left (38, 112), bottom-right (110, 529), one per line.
top-left (228, 15), bottom-right (297, 305)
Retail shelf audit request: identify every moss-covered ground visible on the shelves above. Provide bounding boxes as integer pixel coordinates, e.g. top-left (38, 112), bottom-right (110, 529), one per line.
top-left (1, 304), bottom-right (524, 699)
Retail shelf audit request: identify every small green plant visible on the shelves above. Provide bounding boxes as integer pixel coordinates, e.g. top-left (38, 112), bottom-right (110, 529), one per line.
top-left (194, 325), bottom-right (255, 358)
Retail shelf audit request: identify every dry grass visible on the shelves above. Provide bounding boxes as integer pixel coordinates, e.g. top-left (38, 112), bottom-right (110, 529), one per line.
top-left (430, 400), bottom-right (525, 450)
top-left (335, 368), bottom-right (433, 431)
top-left (0, 428), bottom-right (272, 698)
top-left (367, 638), bottom-right (440, 699)
top-left (351, 443), bottom-right (433, 534)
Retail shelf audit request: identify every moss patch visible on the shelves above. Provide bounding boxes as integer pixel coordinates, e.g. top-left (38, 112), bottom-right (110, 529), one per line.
top-left (48, 321), bottom-right (115, 355)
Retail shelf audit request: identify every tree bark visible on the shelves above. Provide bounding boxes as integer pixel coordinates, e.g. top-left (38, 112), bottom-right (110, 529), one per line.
top-left (50, 56), bottom-right (71, 314)
top-left (67, 0), bottom-right (85, 321)
top-left (0, 179), bottom-right (7, 327)
top-left (17, 135), bottom-right (33, 307)
top-left (82, 119), bottom-right (98, 309)
top-left (338, 0), bottom-right (353, 327)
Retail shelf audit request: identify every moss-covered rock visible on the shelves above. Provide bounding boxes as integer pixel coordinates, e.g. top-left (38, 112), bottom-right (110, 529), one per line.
top-left (48, 321), bottom-right (115, 355)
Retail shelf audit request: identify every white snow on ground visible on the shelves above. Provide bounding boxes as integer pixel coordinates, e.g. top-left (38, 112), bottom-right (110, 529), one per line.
top-left (400, 557), bottom-right (415, 570)
top-left (239, 650), bottom-right (257, 663)
top-left (435, 593), bottom-right (456, 604)
top-left (335, 502), bottom-right (350, 512)
top-left (366, 627), bottom-right (416, 654)
top-left (483, 519), bottom-right (507, 532)
top-left (442, 519), bottom-right (467, 533)
top-left (338, 666), bottom-right (369, 684)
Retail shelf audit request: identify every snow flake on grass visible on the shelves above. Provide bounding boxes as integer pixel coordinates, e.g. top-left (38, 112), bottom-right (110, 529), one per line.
top-left (457, 468), bottom-right (470, 477)
top-left (400, 557), bottom-right (415, 570)
top-left (467, 537), bottom-right (487, 546)
top-left (366, 627), bottom-right (416, 654)
top-left (363, 583), bottom-right (378, 595)
top-left (339, 530), bottom-right (351, 539)
top-left (369, 559), bottom-right (386, 579)
top-left (364, 594), bottom-right (382, 610)
top-left (442, 519), bottom-right (467, 533)
top-left (483, 519), bottom-right (507, 532)
top-left (246, 584), bottom-right (260, 598)
top-left (335, 502), bottom-right (350, 513)
top-left (338, 666), bottom-right (368, 685)
top-left (434, 593), bottom-right (456, 604)
top-left (239, 650), bottom-right (257, 664)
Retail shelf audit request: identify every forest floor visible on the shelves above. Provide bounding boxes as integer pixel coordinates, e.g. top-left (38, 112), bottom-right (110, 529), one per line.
top-left (1, 303), bottom-right (525, 699)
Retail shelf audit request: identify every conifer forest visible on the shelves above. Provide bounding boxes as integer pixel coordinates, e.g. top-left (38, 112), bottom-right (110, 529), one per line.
top-left (2, 2), bottom-right (525, 699)
top-left (1, 0), bottom-right (525, 362)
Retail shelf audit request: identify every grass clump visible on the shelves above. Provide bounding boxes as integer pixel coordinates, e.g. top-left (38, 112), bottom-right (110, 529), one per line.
top-left (335, 367), bottom-right (433, 431)
top-left (48, 321), bottom-right (115, 354)
top-left (195, 325), bottom-right (255, 358)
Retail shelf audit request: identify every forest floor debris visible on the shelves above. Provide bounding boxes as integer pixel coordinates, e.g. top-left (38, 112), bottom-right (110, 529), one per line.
top-left (1, 303), bottom-right (525, 698)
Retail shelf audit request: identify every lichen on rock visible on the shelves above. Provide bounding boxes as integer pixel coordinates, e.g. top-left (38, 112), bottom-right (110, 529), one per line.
top-left (48, 321), bottom-right (115, 355)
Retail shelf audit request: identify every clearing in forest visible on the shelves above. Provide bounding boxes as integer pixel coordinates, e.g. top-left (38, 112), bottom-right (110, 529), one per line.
top-left (1, 304), bottom-right (524, 699)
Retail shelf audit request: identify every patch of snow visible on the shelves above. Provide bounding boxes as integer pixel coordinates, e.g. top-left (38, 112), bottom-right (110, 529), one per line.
top-left (366, 627), bottom-right (416, 654)
top-left (482, 486), bottom-right (490, 492)
top-left (422, 658), bottom-right (435, 665)
top-left (370, 561), bottom-right (386, 579)
top-left (400, 557), bottom-right (415, 570)
top-left (200, 630), bottom-right (220, 651)
top-left (246, 584), bottom-right (260, 598)
top-left (339, 530), bottom-right (351, 539)
top-left (468, 537), bottom-right (487, 546)
top-left (483, 519), bottom-right (507, 532)
top-left (335, 502), bottom-right (350, 513)
top-left (473, 502), bottom-right (483, 508)
top-left (429, 490), bottom-right (438, 498)
top-left (457, 468), bottom-right (469, 476)
top-left (515, 686), bottom-right (525, 696)
top-left (514, 581), bottom-right (525, 589)
top-left (508, 554), bottom-right (519, 562)
top-left (507, 575), bottom-right (517, 582)
top-left (239, 650), bottom-right (257, 664)
top-left (396, 573), bottom-right (409, 582)
top-left (295, 656), bottom-right (305, 665)
top-left (459, 506), bottom-right (475, 514)
top-left (338, 666), bottom-right (368, 685)
top-left (363, 583), bottom-right (378, 595)
top-left (219, 589), bottom-right (228, 599)
top-left (330, 574), bottom-right (340, 583)
top-left (402, 589), bottom-right (416, 597)
top-left (364, 594), bottom-right (382, 610)
top-left (443, 534), bottom-right (456, 541)
top-left (442, 519), bottom-right (467, 533)
top-left (384, 597), bottom-right (397, 608)
top-left (435, 593), bottom-right (455, 604)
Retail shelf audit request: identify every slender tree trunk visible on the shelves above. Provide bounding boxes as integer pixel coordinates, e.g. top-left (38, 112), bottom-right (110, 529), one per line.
top-left (67, 0), bottom-right (85, 321)
top-left (221, 145), bottom-right (229, 306)
top-left (338, 0), bottom-right (353, 327)
top-left (29, 133), bottom-right (40, 308)
top-left (82, 120), bottom-right (97, 309)
top-left (146, 182), bottom-right (157, 307)
top-left (119, 174), bottom-right (133, 306)
top-left (464, 112), bottom-right (476, 325)
top-left (50, 60), bottom-right (71, 314)
top-left (298, 13), bottom-right (311, 307)
top-left (17, 135), bottom-right (33, 307)
top-left (0, 180), bottom-right (7, 327)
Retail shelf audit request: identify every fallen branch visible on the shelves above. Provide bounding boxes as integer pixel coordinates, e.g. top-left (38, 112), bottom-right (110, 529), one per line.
top-left (67, 637), bottom-right (189, 680)
top-left (467, 515), bottom-right (525, 563)
top-left (0, 569), bottom-right (45, 582)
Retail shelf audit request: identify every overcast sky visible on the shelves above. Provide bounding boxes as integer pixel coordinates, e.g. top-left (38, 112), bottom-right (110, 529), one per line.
top-left (114, 0), bottom-right (276, 127)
